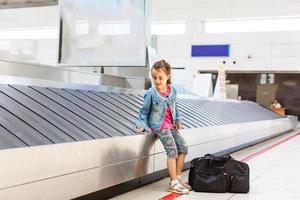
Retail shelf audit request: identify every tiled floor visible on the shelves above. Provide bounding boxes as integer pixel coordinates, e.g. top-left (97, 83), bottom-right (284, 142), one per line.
top-left (110, 126), bottom-right (300, 200)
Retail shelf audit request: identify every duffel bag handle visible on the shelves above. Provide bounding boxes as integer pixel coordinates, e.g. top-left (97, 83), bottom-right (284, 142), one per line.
top-left (204, 154), bottom-right (232, 160)
top-left (190, 154), bottom-right (233, 168)
top-left (204, 154), bottom-right (233, 168)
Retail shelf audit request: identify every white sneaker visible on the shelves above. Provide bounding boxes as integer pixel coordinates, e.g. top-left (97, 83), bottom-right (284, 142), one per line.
top-left (168, 180), bottom-right (189, 195)
top-left (178, 179), bottom-right (192, 191)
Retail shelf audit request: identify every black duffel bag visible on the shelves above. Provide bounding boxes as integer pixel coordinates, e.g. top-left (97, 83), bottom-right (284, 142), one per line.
top-left (188, 154), bottom-right (249, 193)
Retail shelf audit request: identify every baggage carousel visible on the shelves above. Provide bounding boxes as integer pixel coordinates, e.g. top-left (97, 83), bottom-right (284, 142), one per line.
top-left (0, 82), bottom-right (297, 200)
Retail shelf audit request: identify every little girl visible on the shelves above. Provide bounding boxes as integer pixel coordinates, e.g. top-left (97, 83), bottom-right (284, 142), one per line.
top-left (136, 60), bottom-right (191, 195)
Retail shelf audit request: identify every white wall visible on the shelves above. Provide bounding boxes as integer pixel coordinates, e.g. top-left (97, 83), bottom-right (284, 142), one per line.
top-left (151, 0), bottom-right (300, 72)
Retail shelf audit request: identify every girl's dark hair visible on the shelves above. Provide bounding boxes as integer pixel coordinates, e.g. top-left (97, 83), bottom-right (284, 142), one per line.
top-left (151, 59), bottom-right (172, 84)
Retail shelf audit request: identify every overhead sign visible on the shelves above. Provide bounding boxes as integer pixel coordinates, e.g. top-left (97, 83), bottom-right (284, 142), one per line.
top-left (191, 45), bottom-right (230, 57)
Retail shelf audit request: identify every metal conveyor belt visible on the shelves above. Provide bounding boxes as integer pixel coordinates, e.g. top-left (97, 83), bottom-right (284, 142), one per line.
top-left (0, 84), bottom-right (281, 150)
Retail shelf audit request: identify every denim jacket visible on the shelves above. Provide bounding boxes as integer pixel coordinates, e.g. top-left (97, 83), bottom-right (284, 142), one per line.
top-left (136, 85), bottom-right (182, 132)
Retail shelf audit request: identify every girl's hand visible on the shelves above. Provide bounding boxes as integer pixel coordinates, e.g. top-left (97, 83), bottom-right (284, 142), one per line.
top-left (136, 128), bottom-right (145, 134)
top-left (176, 122), bottom-right (184, 129)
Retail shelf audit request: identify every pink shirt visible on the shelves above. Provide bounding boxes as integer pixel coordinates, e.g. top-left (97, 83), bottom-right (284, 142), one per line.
top-left (159, 85), bottom-right (174, 130)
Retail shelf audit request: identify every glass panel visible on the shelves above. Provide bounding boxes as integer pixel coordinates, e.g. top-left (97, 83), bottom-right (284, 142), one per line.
top-left (0, 6), bottom-right (59, 65)
top-left (60, 0), bottom-right (146, 66)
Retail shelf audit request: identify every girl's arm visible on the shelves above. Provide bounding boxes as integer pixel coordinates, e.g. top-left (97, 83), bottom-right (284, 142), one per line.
top-left (136, 90), bottom-right (151, 131)
top-left (175, 99), bottom-right (183, 124)
top-left (174, 88), bottom-right (183, 124)
top-left (174, 89), bottom-right (184, 129)
top-left (175, 101), bottom-right (184, 129)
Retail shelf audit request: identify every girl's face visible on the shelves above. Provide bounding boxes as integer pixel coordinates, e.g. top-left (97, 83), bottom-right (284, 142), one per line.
top-left (151, 68), bottom-right (170, 91)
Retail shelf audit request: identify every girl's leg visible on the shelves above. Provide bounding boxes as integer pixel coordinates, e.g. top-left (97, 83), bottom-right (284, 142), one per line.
top-left (157, 129), bottom-right (189, 194)
top-left (167, 157), bottom-right (189, 194)
top-left (170, 129), bottom-right (188, 176)
top-left (156, 129), bottom-right (179, 181)
top-left (167, 159), bottom-right (177, 181)
top-left (176, 154), bottom-right (186, 176)
top-left (170, 129), bottom-right (191, 190)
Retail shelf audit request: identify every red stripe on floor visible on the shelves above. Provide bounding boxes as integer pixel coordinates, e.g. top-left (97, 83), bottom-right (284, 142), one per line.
top-left (159, 193), bottom-right (182, 200)
top-left (159, 131), bottom-right (300, 200)
top-left (241, 131), bottom-right (300, 162)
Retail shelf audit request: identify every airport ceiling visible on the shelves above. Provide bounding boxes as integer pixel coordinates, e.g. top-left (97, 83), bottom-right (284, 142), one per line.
top-left (0, 0), bottom-right (57, 8)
